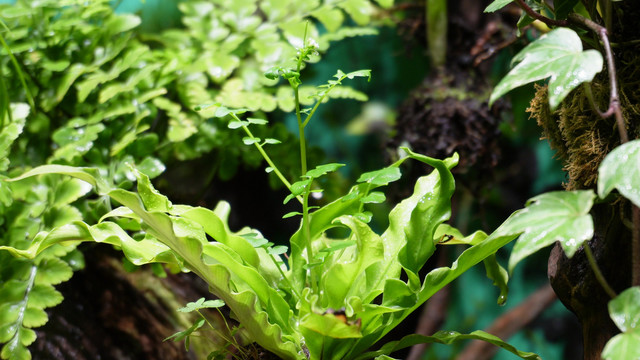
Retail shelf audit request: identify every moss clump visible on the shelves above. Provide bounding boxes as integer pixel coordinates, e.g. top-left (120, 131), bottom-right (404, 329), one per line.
top-left (530, 52), bottom-right (640, 190)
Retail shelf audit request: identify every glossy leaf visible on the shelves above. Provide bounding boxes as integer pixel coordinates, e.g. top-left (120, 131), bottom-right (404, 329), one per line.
top-left (355, 330), bottom-right (541, 360)
top-left (602, 287), bottom-right (640, 360)
top-left (484, 0), bottom-right (514, 12)
top-left (503, 191), bottom-right (595, 272)
top-left (489, 28), bottom-right (603, 110)
top-left (483, 254), bottom-right (509, 305)
top-left (598, 139), bottom-right (640, 208)
top-left (608, 287), bottom-right (640, 333)
top-left (0, 104), bottom-right (27, 171)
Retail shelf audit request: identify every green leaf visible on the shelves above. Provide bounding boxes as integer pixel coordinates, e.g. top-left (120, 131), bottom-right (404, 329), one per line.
top-left (434, 224), bottom-right (487, 246)
top-left (360, 192), bottom-right (386, 204)
top-left (178, 298), bottom-right (225, 312)
top-left (485, 0), bottom-right (514, 12)
top-left (300, 311), bottom-right (362, 339)
top-left (355, 330), bottom-right (541, 360)
top-left (164, 318), bottom-right (205, 344)
top-left (555, 0), bottom-right (580, 19)
top-left (397, 149), bottom-right (456, 273)
top-left (489, 28), bottom-right (603, 110)
top-left (53, 178), bottom-right (93, 206)
top-left (247, 118), bottom-right (268, 125)
top-left (601, 332), bottom-right (640, 360)
top-left (34, 258), bottom-right (73, 286)
top-left (0, 107), bottom-right (26, 171)
top-left (608, 287), bottom-right (640, 333)
top-left (483, 254), bottom-right (509, 305)
top-left (267, 245), bottom-right (288, 255)
top-left (305, 163), bottom-right (345, 179)
top-left (503, 190), bottom-right (595, 272)
top-left (242, 137), bottom-right (260, 145)
top-left (207, 53), bottom-right (240, 83)
top-left (27, 285), bottom-right (63, 309)
top-left (8, 165), bottom-right (112, 195)
top-left (133, 169), bottom-right (172, 213)
top-left (373, 0), bottom-right (394, 9)
top-left (357, 167), bottom-right (401, 186)
top-left (598, 139), bottom-right (640, 208)
top-left (310, 6), bottom-right (345, 32)
top-left (105, 14), bottom-right (141, 35)
top-left (136, 158), bottom-right (166, 179)
top-left (338, 0), bottom-right (373, 26)
top-left (602, 287), bottom-right (640, 360)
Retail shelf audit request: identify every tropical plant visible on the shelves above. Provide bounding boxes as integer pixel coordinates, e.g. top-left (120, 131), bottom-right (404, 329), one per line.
top-left (0, 28), bottom-right (542, 359)
top-left (482, 0), bottom-right (640, 358)
top-left (0, 0), bottom-right (396, 358)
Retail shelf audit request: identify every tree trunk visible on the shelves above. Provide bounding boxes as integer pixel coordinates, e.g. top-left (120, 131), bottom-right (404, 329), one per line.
top-left (32, 247), bottom-right (216, 360)
top-left (548, 204), bottom-right (632, 359)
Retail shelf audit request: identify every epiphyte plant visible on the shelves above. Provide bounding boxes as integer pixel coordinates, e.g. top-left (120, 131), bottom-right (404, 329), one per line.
top-left (0, 23), bottom-right (542, 360)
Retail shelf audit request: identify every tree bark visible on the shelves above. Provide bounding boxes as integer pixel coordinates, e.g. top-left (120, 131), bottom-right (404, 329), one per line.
top-left (548, 204), bottom-right (631, 359)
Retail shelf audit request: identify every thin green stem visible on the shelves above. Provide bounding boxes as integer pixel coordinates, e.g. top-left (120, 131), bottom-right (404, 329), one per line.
top-left (583, 243), bottom-right (617, 299)
top-left (0, 31), bottom-right (35, 111)
top-left (268, 252), bottom-right (303, 301)
top-left (293, 38), bottom-right (317, 292)
top-left (201, 309), bottom-right (247, 358)
top-left (230, 113), bottom-right (302, 204)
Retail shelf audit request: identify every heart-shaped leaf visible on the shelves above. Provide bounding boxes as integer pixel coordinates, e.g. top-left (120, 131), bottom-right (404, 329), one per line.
top-left (598, 139), bottom-right (640, 208)
top-left (501, 190), bottom-right (595, 272)
top-left (490, 28), bottom-right (603, 110)
top-left (602, 287), bottom-right (640, 360)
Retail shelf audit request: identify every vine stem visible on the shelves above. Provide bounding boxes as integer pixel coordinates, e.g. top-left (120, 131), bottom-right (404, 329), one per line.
top-left (293, 35), bottom-right (317, 293)
top-left (583, 244), bottom-right (617, 299)
top-left (231, 113), bottom-right (303, 205)
top-left (513, 1), bottom-right (640, 287)
top-left (513, 0), bottom-right (568, 27)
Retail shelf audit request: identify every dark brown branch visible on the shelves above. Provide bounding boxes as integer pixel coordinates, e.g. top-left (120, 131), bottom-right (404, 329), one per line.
top-left (457, 284), bottom-right (557, 360)
top-left (513, 0), bottom-right (568, 27)
top-left (633, 207), bottom-right (640, 286)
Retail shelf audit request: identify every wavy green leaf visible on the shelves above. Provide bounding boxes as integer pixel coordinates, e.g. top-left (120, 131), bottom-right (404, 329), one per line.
top-left (489, 28), bottom-right (603, 110)
top-left (355, 330), bottom-right (541, 360)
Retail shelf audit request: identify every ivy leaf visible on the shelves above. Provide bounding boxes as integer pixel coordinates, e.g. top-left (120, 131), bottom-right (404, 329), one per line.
top-left (602, 287), bottom-right (640, 360)
top-left (500, 190), bottom-right (595, 272)
top-left (608, 287), bottom-right (640, 333)
top-left (489, 28), bottom-right (603, 111)
top-left (598, 139), bottom-right (640, 208)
